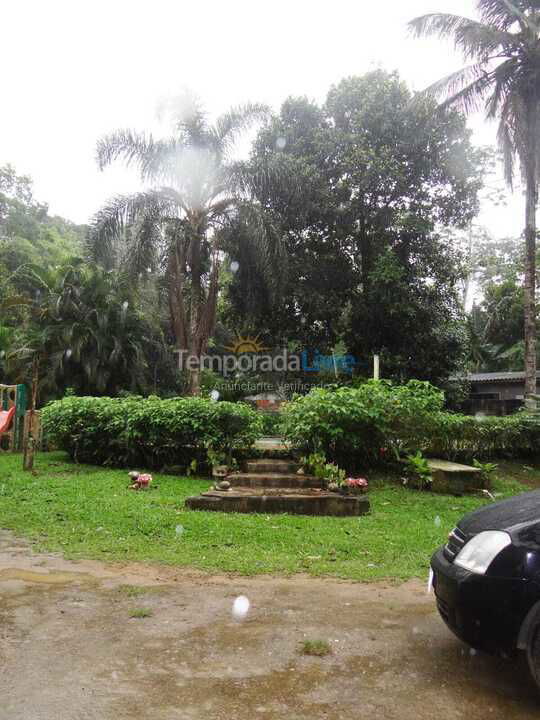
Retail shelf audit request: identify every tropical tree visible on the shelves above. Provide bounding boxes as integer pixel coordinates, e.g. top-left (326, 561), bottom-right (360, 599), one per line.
top-left (91, 96), bottom-right (282, 394)
top-left (6, 263), bottom-right (167, 401)
top-left (410, 0), bottom-right (540, 397)
top-left (226, 72), bottom-right (481, 385)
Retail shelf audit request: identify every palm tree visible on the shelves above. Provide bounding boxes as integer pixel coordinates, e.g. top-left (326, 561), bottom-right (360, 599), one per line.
top-left (410, 1), bottom-right (540, 398)
top-left (91, 96), bottom-right (282, 395)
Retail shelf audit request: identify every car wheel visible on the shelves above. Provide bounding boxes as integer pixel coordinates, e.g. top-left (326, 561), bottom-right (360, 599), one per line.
top-left (527, 622), bottom-right (540, 688)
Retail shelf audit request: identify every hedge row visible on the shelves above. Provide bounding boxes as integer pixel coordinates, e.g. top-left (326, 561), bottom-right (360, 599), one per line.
top-left (426, 412), bottom-right (540, 461)
top-left (42, 384), bottom-right (540, 472)
top-left (42, 395), bottom-right (263, 469)
top-left (281, 381), bottom-right (540, 466)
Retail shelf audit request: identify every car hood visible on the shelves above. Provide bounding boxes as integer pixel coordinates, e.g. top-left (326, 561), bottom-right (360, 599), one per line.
top-left (458, 489), bottom-right (540, 535)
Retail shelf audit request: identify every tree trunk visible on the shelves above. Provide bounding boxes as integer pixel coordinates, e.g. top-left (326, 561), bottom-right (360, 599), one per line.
top-left (187, 252), bottom-right (220, 397)
top-left (524, 101), bottom-right (538, 400)
top-left (188, 366), bottom-right (201, 396)
top-left (524, 184), bottom-right (537, 398)
top-left (168, 244), bottom-right (188, 351)
top-left (165, 221), bottom-right (205, 397)
top-left (358, 216), bottom-right (372, 294)
top-left (167, 215), bottom-right (219, 397)
top-left (23, 356), bottom-right (38, 471)
top-left (187, 217), bottom-right (205, 396)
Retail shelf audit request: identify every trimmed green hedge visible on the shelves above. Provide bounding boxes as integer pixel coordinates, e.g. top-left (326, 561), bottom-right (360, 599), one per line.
top-left (426, 412), bottom-right (540, 460)
top-left (282, 381), bottom-right (540, 466)
top-left (42, 395), bottom-right (263, 469)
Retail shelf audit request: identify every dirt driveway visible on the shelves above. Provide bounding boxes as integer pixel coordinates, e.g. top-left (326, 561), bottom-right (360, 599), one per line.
top-left (0, 530), bottom-right (538, 720)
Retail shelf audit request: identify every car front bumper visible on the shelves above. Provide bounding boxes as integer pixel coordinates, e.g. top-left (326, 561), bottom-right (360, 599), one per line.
top-left (431, 548), bottom-right (528, 655)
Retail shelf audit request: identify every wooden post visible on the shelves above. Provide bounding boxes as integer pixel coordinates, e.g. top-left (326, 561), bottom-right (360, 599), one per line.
top-left (23, 356), bottom-right (38, 471)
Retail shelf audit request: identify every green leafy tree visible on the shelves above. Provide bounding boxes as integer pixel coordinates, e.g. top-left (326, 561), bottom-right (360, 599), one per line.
top-left (226, 72), bottom-right (481, 385)
top-left (91, 95), bottom-right (283, 395)
top-left (463, 233), bottom-right (540, 372)
top-left (0, 164), bottom-right (84, 272)
top-left (410, 0), bottom-right (540, 397)
top-left (481, 278), bottom-right (524, 364)
top-left (472, 235), bottom-right (524, 287)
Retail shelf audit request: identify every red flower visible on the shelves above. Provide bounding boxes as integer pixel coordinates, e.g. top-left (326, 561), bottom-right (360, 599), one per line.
top-left (345, 477), bottom-right (368, 488)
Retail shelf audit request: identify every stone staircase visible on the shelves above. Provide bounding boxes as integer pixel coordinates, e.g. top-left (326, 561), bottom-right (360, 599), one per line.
top-left (227, 459), bottom-right (325, 490)
top-left (185, 441), bottom-right (370, 517)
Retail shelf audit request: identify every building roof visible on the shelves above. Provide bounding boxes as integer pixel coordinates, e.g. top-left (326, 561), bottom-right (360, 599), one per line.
top-left (455, 371), bottom-right (540, 384)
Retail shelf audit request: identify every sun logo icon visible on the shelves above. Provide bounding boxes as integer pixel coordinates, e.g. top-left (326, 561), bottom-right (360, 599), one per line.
top-left (225, 333), bottom-right (269, 354)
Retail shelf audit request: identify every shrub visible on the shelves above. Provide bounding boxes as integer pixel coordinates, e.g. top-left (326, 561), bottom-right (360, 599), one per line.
top-left (259, 411), bottom-right (283, 436)
top-left (282, 380), bottom-right (444, 467)
top-left (426, 412), bottom-right (540, 461)
top-left (300, 452), bottom-right (345, 486)
top-left (42, 395), bottom-right (263, 469)
top-left (282, 381), bottom-right (540, 465)
top-left (472, 460), bottom-right (498, 489)
top-left (404, 451), bottom-right (433, 490)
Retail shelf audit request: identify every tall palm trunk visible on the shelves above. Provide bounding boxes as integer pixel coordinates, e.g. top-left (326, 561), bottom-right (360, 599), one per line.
top-left (524, 183), bottom-right (537, 398)
top-left (167, 229), bottom-right (218, 397)
top-left (187, 221), bottom-right (204, 396)
top-left (524, 98), bottom-right (538, 400)
top-left (168, 245), bottom-right (188, 352)
top-left (165, 220), bottom-right (209, 397)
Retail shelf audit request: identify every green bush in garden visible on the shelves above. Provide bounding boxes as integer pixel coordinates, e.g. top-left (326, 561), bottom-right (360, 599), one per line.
top-left (258, 411), bottom-right (283, 436)
top-left (42, 395), bottom-right (263, 469)
top-left (426, 412), bottom-right (540, 461)
top-left (282, 380), bottom-right (444, 465)
top-left (282, 380), bottom-right (540, 466)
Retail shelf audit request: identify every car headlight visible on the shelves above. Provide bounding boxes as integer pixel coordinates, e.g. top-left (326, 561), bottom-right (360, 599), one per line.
top-left (454, 531), bottom-right (511, 575)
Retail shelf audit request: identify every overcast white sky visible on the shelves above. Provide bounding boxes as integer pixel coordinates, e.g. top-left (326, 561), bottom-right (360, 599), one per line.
top-left (0, 0), bottom-right (524, 236)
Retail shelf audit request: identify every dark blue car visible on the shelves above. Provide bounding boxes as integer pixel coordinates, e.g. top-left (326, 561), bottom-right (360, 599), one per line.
top-left (431, 490), bottom-right (540, 687)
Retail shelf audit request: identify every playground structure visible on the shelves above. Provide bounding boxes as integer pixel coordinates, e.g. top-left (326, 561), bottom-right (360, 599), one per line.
top-left (0, 384), bottom-right (27, 451)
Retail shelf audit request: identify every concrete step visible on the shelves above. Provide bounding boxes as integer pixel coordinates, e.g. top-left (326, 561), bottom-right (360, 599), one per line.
top-left (254, 437), bottom-right (289, 452)
top-left (227, 473), bottom-right (324, 489)
top-left (245, 459), bottom-right (299, 474)
top-left (186, 487), bottom-right (370, 517)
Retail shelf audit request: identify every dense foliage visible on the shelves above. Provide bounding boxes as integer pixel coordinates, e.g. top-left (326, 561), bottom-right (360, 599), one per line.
top-left (0, 165), bottom-right (84, 274)
top-left (464, 235), bottom-right (540, 373)
top-left (42, 395), bottom-right (263, 469)
top-left (282, 381), bottom-right (540, 467)
top-left (426, 412), bottom-right (540, 461)
top-left (224, 70), bottom-right (482, 385)
top-left (90, 95), bottom-right (284, 394)
top-left (0, 71), bottom-right (525, 404)
top-left (4, 263), bottom-right (174, 401)
top-left (410, 2), bottom-right (540, 397)
top-left (282, 380), bottom-right (445, 465)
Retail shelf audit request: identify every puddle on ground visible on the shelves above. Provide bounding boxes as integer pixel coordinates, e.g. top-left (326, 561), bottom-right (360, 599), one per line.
top-left (0, 568), bottom-right (96, 585)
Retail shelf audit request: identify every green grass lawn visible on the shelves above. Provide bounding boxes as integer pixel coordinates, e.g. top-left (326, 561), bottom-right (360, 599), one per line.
top-left (0, 452), bottom-right (536, 582)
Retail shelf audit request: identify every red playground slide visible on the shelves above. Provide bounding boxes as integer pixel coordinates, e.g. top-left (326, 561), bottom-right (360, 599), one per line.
top-left (0, 406), bottom-right (16, 434)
